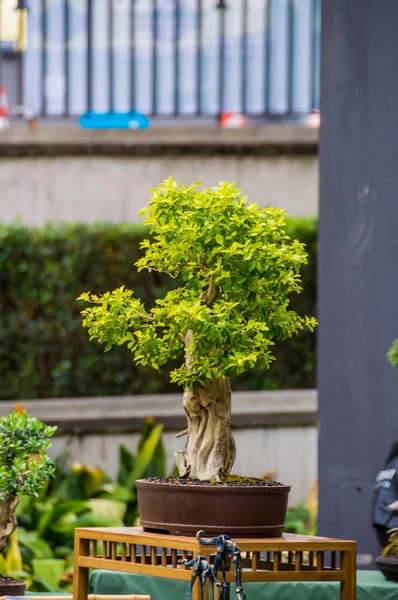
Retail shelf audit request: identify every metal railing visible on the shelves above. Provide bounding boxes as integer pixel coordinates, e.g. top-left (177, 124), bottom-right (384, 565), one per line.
top-left (0, 0), bottom-right (321, 120)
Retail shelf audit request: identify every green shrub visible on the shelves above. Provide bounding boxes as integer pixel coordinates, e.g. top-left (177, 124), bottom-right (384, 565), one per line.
top-left (0, 218), bottom-right (316, 400)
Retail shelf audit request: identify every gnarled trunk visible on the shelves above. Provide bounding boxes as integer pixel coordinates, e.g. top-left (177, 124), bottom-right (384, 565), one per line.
top-left (0, 496), bottom-right (19, 552)
top-left (175, 377), bottom-right (236, 481)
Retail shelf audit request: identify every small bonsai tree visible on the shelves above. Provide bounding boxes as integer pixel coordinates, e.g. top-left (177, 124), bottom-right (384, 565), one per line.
top-left (79, 180), bottom-right (316, 482)
top-left (0, 410), bottom-right (56, 552)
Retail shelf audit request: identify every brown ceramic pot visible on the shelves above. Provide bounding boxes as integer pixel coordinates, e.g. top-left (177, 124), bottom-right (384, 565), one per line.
top-left (0, 576), bottom-right (26, 596)
top-left (136, 479), bottom-right (290, 537)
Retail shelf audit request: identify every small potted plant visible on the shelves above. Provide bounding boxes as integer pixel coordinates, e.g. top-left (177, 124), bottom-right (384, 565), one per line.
top-left (79, 179), bottom-right (316, 537)
top-left (0, 409), bottom-right (56, 595)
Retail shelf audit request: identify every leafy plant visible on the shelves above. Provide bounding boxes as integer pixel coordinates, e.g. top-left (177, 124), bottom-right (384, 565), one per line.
top-left (284, 481), bottom-right (318, 536)
top-left (80, 179), bottom-right (317, 481)
top-left (285, 504), bottom-right (317, 536)
top-left (388, 340), bottom-right (398, 369)
top-left (0, 410), bottom-right (56, 554)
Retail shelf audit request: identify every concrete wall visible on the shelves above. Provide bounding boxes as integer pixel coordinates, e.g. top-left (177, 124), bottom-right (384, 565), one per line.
top-left (50, 426), bottom-right (317, 507)
top-left (0, 124), bottom-right (319, 223)
top-left (0, 390), bottom-right (318, 506)
top-left (0, 155), bottom-right (318, 223)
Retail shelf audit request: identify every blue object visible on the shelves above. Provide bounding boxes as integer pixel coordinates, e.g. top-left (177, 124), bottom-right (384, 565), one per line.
top-left (179, 555), bottom-right (214, 600)
top-left (197, 530), bottom-right (247, 600)
top-left (78, 110), bottom-right (150, 130)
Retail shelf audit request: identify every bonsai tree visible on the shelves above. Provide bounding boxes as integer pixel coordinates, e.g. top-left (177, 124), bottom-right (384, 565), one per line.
top-left (0, 410), bottom-right (56, 552)
top-left (79, 179), bottom-right (316, 482)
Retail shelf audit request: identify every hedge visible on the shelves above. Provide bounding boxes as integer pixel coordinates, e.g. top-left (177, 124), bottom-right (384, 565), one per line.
top-left (0, 218), bottom-right (317, 400)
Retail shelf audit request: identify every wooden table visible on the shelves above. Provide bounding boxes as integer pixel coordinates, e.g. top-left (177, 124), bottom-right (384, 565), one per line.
top-left (73, 527), bottom-right (357, 600)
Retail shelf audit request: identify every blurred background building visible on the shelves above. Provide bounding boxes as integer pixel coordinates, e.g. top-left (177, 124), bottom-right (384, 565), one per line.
top-left (0, 0), bottom-right (320, 120)
top-left (0, 0), bottom-right (321, 223)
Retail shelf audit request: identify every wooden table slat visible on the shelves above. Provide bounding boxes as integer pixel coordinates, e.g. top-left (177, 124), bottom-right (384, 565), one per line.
top-left (74, 528), bottom-right (355, 550)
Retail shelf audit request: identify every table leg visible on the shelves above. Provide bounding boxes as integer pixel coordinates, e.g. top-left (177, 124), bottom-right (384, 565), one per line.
top-left (73, 537), bottom-right (90, 600)
top-left (340, 549), bottom-right (357, 600)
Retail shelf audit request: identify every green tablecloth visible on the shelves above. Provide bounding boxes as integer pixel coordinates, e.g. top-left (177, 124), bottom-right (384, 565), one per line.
top-left (89, 569), bottom-right (398, 600)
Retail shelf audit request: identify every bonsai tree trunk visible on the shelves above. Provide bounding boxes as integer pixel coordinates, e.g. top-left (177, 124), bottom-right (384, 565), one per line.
top-left (0, 496), bottom-right (19, 552)
top-left (176, 377), bottom-right (236, 481)
top-left (175, 329), bottom-right (236, 481)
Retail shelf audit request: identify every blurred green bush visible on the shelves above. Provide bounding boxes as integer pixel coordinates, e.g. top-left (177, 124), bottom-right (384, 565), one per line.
top-left (0, 218), bottom-right (316, 400)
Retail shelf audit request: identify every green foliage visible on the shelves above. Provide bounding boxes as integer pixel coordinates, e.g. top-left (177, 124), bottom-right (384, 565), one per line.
top-left (80, 180), bottom-right (317, 389)
top-left (0, 212), bottom-right (317, 400)
top-left (0, 418), bottom-right (174, 592)
top-left (0, 411), bottom-right (56, 499)
top-left (284, 503), bottom-right (317, 536)
top-left (0, 220), bottom-right (175, 400)
top-left (388, 339), bottom-right (398, 369)
top-left (239, 216), bottom-right (317, 391)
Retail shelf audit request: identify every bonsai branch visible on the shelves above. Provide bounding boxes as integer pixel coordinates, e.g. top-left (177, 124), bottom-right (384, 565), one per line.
top-left (138, 312), bottom-right (154, 322)
top-left (175, 428), bottom-right (188, 439)
top-left (201, 274), bottom-right (217, 306)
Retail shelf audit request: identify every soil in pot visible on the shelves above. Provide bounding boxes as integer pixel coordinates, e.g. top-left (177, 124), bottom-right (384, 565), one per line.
top-left (150, 475), bottom-right (285, 487)
top-left (136, 475), bottom-right (290, 538)
top-left (0, 574), bottom-right (26, 596)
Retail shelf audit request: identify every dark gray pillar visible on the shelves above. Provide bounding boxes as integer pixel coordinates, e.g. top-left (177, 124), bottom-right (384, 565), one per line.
top-left (318, 0), bottom-right (398, 562)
